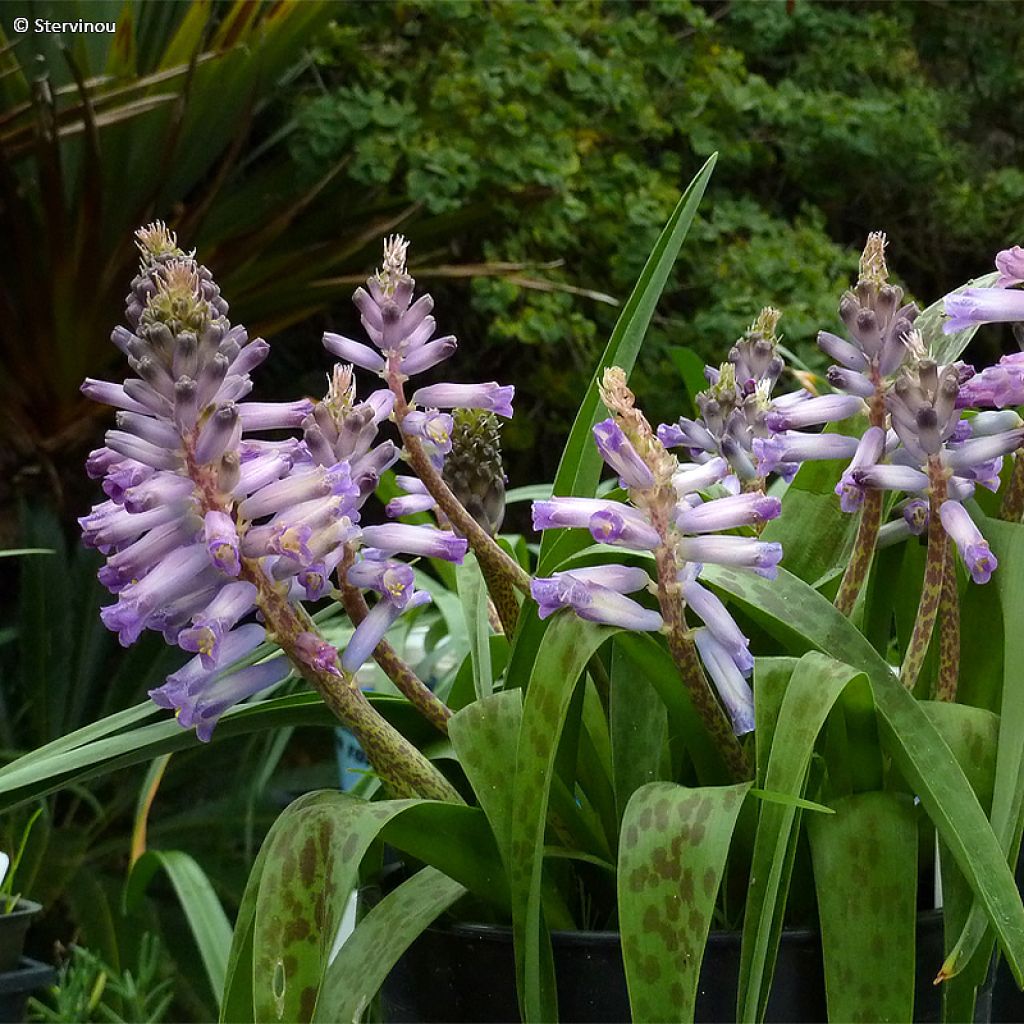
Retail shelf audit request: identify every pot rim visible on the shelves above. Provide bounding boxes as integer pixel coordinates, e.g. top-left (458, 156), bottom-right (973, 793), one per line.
top-left (0, 898), bottom-right (41, 921)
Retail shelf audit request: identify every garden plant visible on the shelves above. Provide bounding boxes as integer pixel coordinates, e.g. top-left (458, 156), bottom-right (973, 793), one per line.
top-left (5, 155), bottom-right (1024, 1024)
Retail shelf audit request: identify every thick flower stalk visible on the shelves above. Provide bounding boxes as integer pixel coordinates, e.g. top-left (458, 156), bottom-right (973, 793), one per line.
top-left (659, 308), bottom-right (860, 493)
top-left (81, 225), bottom-right (458, 801)
top-left (944, 245), bottom-right (1024, 521)
top-left (532, 368), bottom-right (785, 781)
top-left (830, 334), bottom-right (1022, 695)
top-left (820, 232), bottom-right (921, 615)
top-left (323, 237), bottom-right (530, 626)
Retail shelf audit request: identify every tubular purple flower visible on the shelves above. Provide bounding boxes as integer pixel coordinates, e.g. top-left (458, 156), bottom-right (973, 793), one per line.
top-left (672, 457), bottom-right (731, 497)
top-left (693, 628), bottom-right (755, 736)
top-left (80, 501), bottom-right (188, 551)
top-left (104, 430), bottom-right (183, 471)
top-left (360, 523), bottom-right (468, 563)
top-left (323, 332), bottom-right (386, 372)
top-left (115, 411), bottom-right (180, 448)
top-left (826, 366), bottom-right (876, 398)
top-left (676, 535), bottom-right (783, 578)
top-left (295, 632), bottom-right (343, 677)
top-left (657, 423), bottom-right (688, 449)
top-left (411, 382), bottom-right (514, 419)
top-left (675, 493), bottom-right (781, 534)
top-left (400, 336), bottom-right (458, 375)
top-left (234, 453), bottom-right (292, 497)
top-left (902, 498), bottom-right (930, 536)
top-left (102, 461), bottom-right (153, 503)
top-left (956, 359), bottom-right (1024, 410)
top-left (386, 494), bottom-right (438, 518)
top-left (98, 522), bottom-right (192, 592)
top-left (530, 574), bottom-right (663, 631)
top-left (939, 500), bottom-right (998, 584)
top-left (943, 287), bottom-right (1024, 334)
top-left (943, 428), bottom-right (1024, 471)
top-left (347, 558), bottom-right (416, 608)
top-left (834, 426), bottom-right (886, 512)
top-left (545, 565), bottom-right (651, 595)
top-left (995, 246), bottom-right (1024, 288)
top-left (592, 419), bottom-right (655, 490)
top-left (587, 508), bottom-right (661, 550)
top-left (532, 496), bottom-right (651, 532)
top-left (766, 394), bottom-right (864, 432)
top-left (204, 510), bottom-right (241, 575)
top-left (177, 581), bottom-right (257, 665)
top-left (194, 404), bottom-right (240, 464)
top-left (82, 379), bottom-right (153, 414)
top-left (402, 410), bottom-right (454, 453)
top-left (682, 580), bottom-right (753, 674)
top-left (238, 462), bottom-right (358, 521)
top-left (237, 400), bottom-right (315, 431)
top-left (753, 433), bottom-right (859, 476)
top-left (296, 548), bottom-right (346, 602)
top-left (171, 657), bottom-right (291, 742)
top-left (342, 590), bottom-right (432, 674)
top-left (852, 464), bottom-right (929, 493)
top-left (966, 410), bottom-right (1024, 437)
top-left (122, 472), bottom-right (194, 513)
top-left (817, 331), bottom-right (868, 372)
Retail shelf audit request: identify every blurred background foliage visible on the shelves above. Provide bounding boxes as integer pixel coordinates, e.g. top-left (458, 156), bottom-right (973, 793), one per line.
top-left (3, 0), bottom-right (1024, 1018)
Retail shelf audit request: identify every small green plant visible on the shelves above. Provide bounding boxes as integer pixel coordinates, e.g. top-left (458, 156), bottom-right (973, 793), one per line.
top-left (0, 807), bottom-right (41, 914)
top-left (28, 934), bottom-right (173, 1024)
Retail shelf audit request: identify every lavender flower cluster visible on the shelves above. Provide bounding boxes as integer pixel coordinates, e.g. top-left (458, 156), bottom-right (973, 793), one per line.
top-left (80, 228), bottom-right (511, 740)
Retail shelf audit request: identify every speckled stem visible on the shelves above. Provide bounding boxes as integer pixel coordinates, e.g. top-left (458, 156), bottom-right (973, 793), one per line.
top-left (651, 526), bottom-right (750, 781)
top-left (387, 363), bottom-right (532, 596)
top-left (900, 460), bottom-right (948, 692)
top-left (478, 554), bottom-right (520, 636)
top-left (835, 387), bottom-right (886, 616)
top-left (934, 542), bottom-right (960, 703)
top-left (185, 443), bottom-right (459, 802)
top-left (999, 447), bottom-right (1024, 522)
top-left (337, 552), bottom-right (452, 736)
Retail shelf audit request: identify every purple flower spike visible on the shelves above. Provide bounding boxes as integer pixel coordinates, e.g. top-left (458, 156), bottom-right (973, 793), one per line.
top-left (592, 419), bottom-right (655, 490)
top-left (360, 523), bottom-right (468, 563)
top-left (995, 245), bottom-right (1024, 288)
top-left (676, 493), bottom-right (781, 534)
top-left (411, 382), bottom-right (514, 419)
top-left (693, 628), bottom-right (755, 736)
top-left (943, 287), bottom-right (1024, 335)
top-left (342, 590), bottom-right (432, 674)
top-left (587, 508), bottom-right (660, 550)
top-left (939, 500), bottom-right (998, 584)
top-left (530, 574), bottom-right (663, 631)
top-left (204, 510), bottom-right (241, 576)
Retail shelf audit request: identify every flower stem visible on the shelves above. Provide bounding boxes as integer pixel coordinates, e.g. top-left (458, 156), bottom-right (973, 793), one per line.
top-left (337, 549), bottom-right (452, 736)
top-left (900, 459), bottom-right (948, 692)
top-left (835, 389), bottom-right (886, 616)
top-left (999, 447), bottom-right (1024, 522)
top-left (934, 542), bottom-right (960, 703)
top-left (653, 543), bottom-right (751, 783)
top-left (243, 561), bottom-right (461, 802)
top-left (387, 367), bottom-right (532, 597)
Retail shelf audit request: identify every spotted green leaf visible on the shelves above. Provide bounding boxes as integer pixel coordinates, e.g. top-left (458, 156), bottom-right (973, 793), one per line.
top-left (701, 562), bottom-right (1024, 985)
top-left (618, 781), bottom-right (751, 1023)
top-left (509, 614), bottom-right (619, 1021)
top-left (808, 791), bottom-right (918, 1024)
top-left (314, 867), bottom-right (466, 1023)
top-left (739, 651), bottom-right (868, 1023)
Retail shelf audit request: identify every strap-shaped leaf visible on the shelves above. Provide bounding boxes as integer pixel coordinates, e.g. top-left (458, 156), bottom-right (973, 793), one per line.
top-left (739, 652), bottom-right (868, 1022)
top-left (618, 781), bottom-right (751, 1024)
top-left (509, 614), bottom-right (619, 1021)
top-left (538, 155), bottom-right (716, 573)
top-left (701, 562), bottom-right (1024, 985)
top-left (943, 518), bottom-right (1024, 982)
top-left (125, 849), bottom-right (232, 1008)
top-left (455, 553), bottom-right (493, 700)
top-left (314, 866), bottom-right (466, 1023)
top-left (808, 791), bottom-right (918, 1024)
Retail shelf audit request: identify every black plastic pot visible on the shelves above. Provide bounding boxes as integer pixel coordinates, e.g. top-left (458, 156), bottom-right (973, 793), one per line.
top-left (0, 958), bottom-right (54, 1024)
top-left (380, 908), bottom-right (993, 1023)
top-left (991, 850), bottom-right (1024, 1023)
top-left (0, 903), bottom-right (40, 975)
